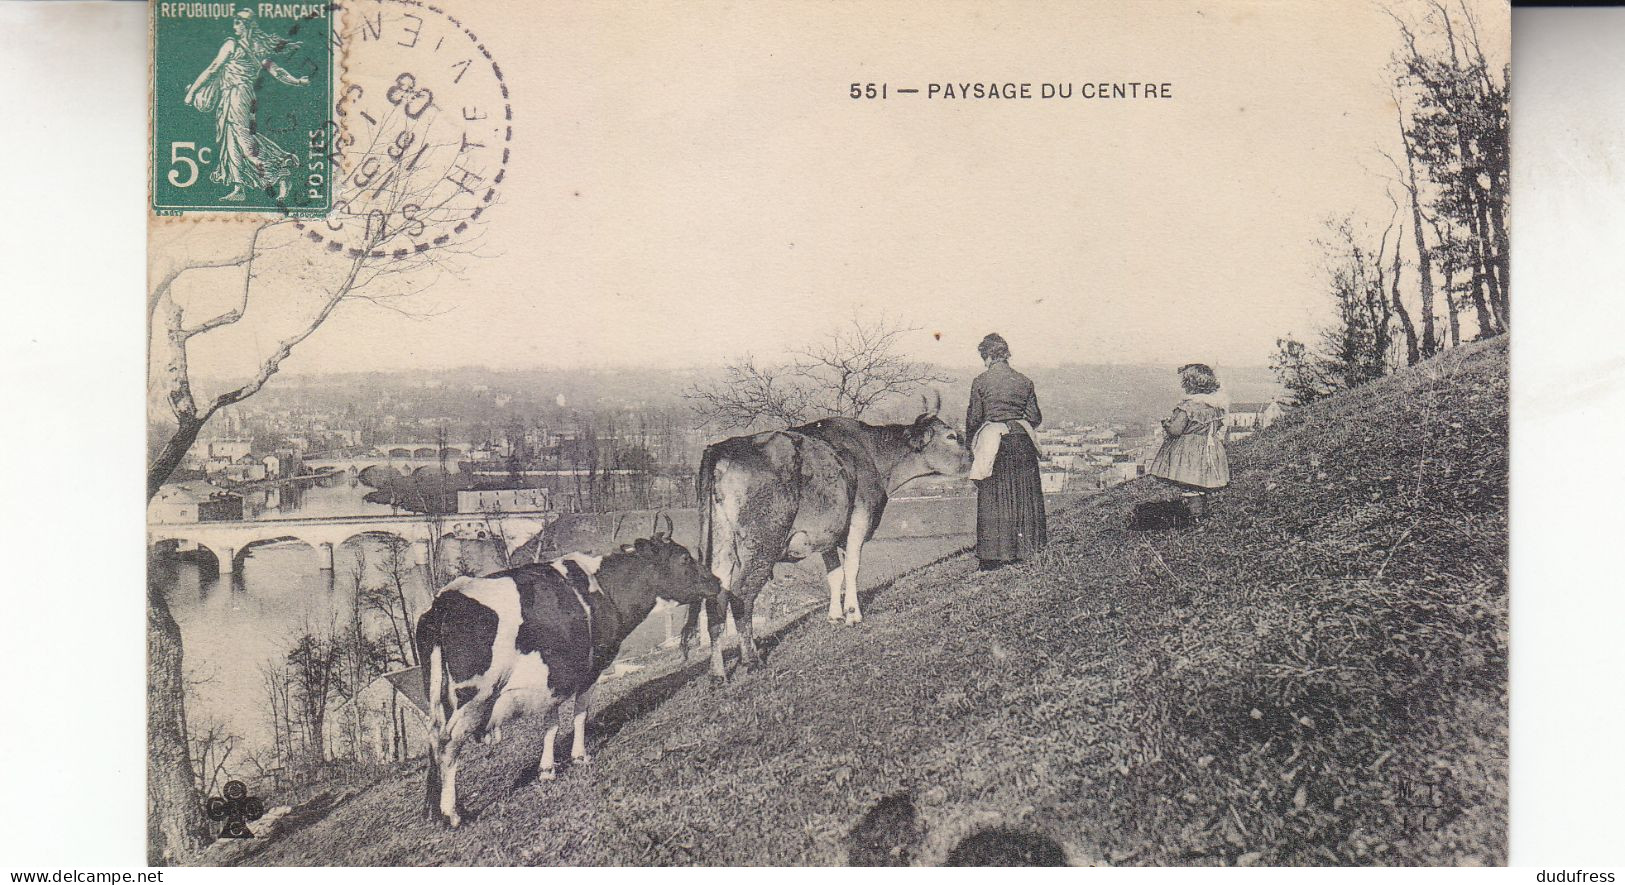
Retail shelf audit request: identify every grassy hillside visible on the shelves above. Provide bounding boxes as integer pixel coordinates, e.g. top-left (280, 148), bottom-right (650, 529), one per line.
top-left (234, 339), bottom-right (1506, 866)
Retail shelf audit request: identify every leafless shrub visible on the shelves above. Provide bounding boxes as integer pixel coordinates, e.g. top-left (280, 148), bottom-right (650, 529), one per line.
top-left (686, 313), bottom-right (948, 431)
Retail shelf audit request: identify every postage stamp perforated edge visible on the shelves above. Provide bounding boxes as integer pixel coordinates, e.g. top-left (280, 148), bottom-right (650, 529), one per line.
top-left (149, 3), bottom-right (340, 224)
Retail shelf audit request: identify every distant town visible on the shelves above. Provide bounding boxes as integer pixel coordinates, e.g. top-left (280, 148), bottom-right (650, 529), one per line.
top-left (148, 365), bottom-right (1286, 527)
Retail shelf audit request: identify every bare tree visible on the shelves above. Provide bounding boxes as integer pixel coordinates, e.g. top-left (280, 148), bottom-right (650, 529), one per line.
top-left (686, 314), bottom-right (948, 431)
top-left (1397, 114), bottom-right (1441, 357)
top-left (181, 664), bottom-right (239, 802)
top-left (186, 715), bottom-right (240, 804)
top-left (481, 503), bottom-right (513, 569)
top-left (1386, 0), bottom-right (1508, 338)
top-left (364, 536), bottom-right (420, 667)
top-left (146, 114), bottom-right (492, 861)
top-left (284, 618), bottom-right (345, 768)
top-left (683, 355), bottom-right (816, 431)
top-left (1275, 1), bottom-right (1506, 411)
top-left (791, 314), bottom-right (953, 419)
top-left (1381, 189), bottom-right (1421, 366)
top-left (255, 629), bottom-right (341, 780)
top-left (344, 549), bottom-right (369, 761)
top-left (1271, 217), bottom-right (1399, 403)
top-left (419, 500), bottom-right (450, 584)
top-left (1427, 211), bottom-right (1466, 347)
top-left (257, 661), bottom-right (294, 787)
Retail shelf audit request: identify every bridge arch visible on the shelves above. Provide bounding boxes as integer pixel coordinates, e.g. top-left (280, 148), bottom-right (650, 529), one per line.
top-left (340, 529), bottom-right (417, 551)
top-left (236, 536), bottom-right (328, 573)
top-left (427, 532), bottom-right (510, 581)
top-left (148, 512), bottom-right (548, 580)
top-left (338, 530), bottom-right (425, 572)
top-left (149, 537), bottom-right (226, 577)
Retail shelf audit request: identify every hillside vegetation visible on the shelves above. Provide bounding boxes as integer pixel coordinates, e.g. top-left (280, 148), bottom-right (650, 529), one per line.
top-left (237, 338), bottom-right (1507, 866)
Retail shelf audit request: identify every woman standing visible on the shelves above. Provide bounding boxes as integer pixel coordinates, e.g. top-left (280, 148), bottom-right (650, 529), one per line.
top-left (1146, 363), bottom-right (1231, 519)
top-left (966, 333), bottom-right (1047, 570)
top-left (183, 11), bottom-right (309, 202)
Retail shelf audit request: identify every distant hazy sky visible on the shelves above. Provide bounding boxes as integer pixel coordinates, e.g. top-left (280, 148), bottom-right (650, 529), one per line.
top-left (181, 0), bottom-right (1508, 377)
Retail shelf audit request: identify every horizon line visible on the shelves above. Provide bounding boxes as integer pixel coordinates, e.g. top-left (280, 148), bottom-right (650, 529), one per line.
top-left (248, 360), bottom-right (1280, 380)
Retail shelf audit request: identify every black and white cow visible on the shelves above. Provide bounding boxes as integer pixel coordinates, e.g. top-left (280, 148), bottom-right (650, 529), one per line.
top-left (414, 533), bottom-right (720, 827)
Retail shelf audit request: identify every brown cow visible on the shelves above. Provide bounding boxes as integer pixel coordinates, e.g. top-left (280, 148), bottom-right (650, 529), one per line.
top-left (687, 398), bottom-right (971, 680)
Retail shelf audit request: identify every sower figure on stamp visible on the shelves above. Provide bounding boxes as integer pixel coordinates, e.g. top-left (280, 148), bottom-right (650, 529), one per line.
top-left (1146, 362), bottom-right (1231, 520)
top-left (182, 10), bottom-right (308, 202)
top-left (966, 333), bottom-right (1047, 570)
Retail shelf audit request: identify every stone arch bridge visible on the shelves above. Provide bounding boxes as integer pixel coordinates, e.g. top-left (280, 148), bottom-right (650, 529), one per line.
top-left (148, 513), bottom-right (551, 576)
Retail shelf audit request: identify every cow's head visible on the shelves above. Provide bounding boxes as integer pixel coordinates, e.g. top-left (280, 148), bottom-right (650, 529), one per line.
top-left (903, 392), bottom-right (972, 476)
top-left (618, 533), bottom-right (721, 604)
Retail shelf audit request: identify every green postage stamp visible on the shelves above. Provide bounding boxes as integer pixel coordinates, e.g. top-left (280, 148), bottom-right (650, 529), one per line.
top-left (151, 3), bottom-right (333, 215)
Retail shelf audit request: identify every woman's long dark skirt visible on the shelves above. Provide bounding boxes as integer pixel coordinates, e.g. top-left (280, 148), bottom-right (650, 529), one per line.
top-left (975, 430), bottom-right (1047, 563)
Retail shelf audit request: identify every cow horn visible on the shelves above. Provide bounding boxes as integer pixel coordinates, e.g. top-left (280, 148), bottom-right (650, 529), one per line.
top-left (662, 511), bottom-right (675, 537)
top-left (919, 393), bottom-right (930, 416)
top-left (932, 389), bottom-right (942, 415)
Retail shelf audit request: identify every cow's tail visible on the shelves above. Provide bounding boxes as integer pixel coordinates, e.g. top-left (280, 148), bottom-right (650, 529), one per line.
top-left (414, 608), bottom-right (446, 725)
top-left (682, 445), bottom-right (722, 660)
top-left (427, 648), bottom-right (452, 733)
top-left (414, 604), bottom-right (453, 816)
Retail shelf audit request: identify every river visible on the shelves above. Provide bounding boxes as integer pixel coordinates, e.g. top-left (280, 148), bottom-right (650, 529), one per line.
top-left (154, 485), bottom-right (1084, 758)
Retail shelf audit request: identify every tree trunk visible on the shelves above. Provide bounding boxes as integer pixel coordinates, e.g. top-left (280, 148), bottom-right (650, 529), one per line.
top-left (1397, 113), bottom-right (1449, 355)
top-left (1390, 226), bottom-right (1420, 366)
top-left (1460, 198), bottom-right (1497, 337)
top-left (1401, 142), bottom-right (1439, 356)
top-left (393, 570), bottom-right (417, 666)
top-left (1486, 196), bottom-right (1511, 328)
top-left (148, 587), bottom-right (208, 864)
top-left (147, 419), bottom-right (211, 864)
top-left (1441, 266), bottom-right (1463, 348)
top-left (1438, 55), bottom-right (1499, 339)
top-left (1473, 186), bottom-right (1507, 333)
top-left (148, 417), bottom-right (205, 500)
top-left (350, 593), bottom-right (364, 762)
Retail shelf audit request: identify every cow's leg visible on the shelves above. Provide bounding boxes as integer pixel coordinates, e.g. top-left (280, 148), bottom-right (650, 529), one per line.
top-left (730, 547), bottom-right (778, 672)
top-left (842, 508), bottom-right (873, 625)
top-left (438, 721), bottom-right (471, 827)
top-left (706, 593), bottom-right (729, 682)
top-left (733, 580), bottom-right (762, 672)
top-left (537, 698), bottom-right (565, 781)
top-left (823, 549), bottom-right (845, 623)
top-left (571, 685), bottom-right (596, 765)
top-left (424, 738), bottom-right (444, 820)
top-left (538, 722), bottom-right (560, 781)
top-left (705, 532), bottom-right (740, 682)
top-left (437, 690), bottom-right (494, 827)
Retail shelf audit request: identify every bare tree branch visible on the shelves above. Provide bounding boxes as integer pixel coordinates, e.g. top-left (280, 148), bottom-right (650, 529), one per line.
top-left (685, 314), bottom-right (947, 431)
top-left (684, 354), bottom-right (816, 430)
top-left (147, 111), bottom-right (494, 500)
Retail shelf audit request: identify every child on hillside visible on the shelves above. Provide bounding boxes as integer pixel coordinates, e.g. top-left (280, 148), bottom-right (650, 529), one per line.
top-left (1147, 363), bottom-right (1230, 519)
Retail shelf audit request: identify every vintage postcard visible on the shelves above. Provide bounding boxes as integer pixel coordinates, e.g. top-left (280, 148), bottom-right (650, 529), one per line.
top-left (146, 0), bottom-right (1510, 866)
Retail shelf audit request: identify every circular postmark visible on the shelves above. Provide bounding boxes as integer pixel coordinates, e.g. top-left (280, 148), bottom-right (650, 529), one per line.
top-left (268, 0), bottom-right (513, 258)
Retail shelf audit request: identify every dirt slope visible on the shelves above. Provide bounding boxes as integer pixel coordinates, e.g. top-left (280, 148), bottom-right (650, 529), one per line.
top-left (238, 338), bottom-right (1507, 866)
